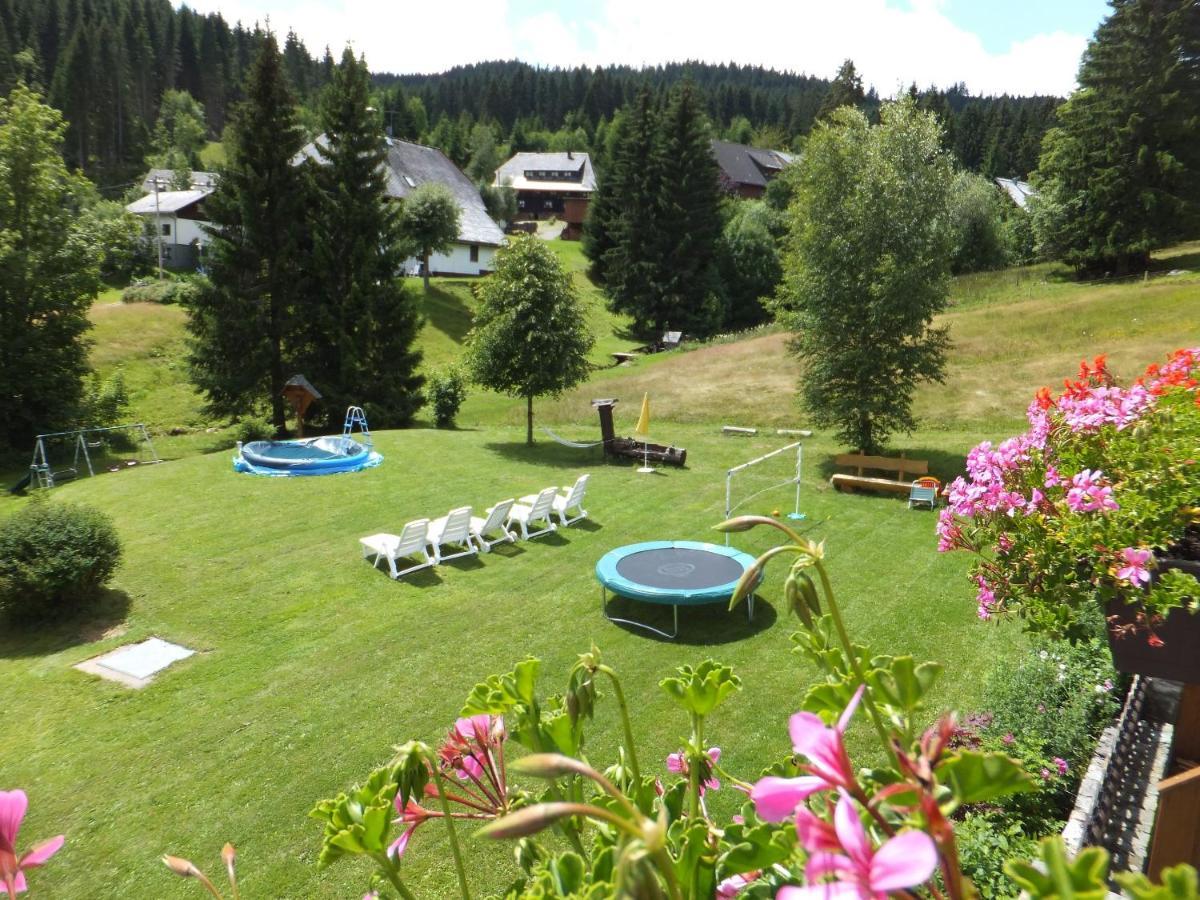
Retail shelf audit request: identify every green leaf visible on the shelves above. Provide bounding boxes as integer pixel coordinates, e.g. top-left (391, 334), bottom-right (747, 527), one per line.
top-left (869, 656), bottom-right (942, 714)
top-left (720, 819), bottom-right (796, 874)
top-left (1004, 838), bottom-right (1109, 899)
top-left (1116, 864), bottom-right (1200, 899)
top-left (937, 750), bottom-right (1034, 806)
top-left (659, 660), bottom-right (742, 718)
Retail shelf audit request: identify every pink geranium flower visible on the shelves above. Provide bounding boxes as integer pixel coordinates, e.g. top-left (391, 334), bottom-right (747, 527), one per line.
top-left (750, 686), bottom-right (866, 824)
top-left (1065, 469), bottom-right (1118, 513)
top-left (0, 789), bottom-right (65, 897)
top-left (1116, 547), bottom-right (1154, 587)
top-left (666, 748), bottom-right (721, 794)
top-left (716, 870), bottom-right (760, 898)
top-left (781, 792), bottom-right (938, 900)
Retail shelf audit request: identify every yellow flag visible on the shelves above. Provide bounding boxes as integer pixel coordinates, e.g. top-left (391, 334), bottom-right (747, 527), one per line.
top-left (634, 393), bottom-right (650, 437)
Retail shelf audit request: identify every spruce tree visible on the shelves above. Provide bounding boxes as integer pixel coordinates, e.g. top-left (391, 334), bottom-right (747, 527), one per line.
top-left (185, 33), bottom-right (309, 435)
top-left (817, 59), bottom-right (866, 120)
top-left (647, 81), bottom-right (725, 336)
top-left (595, 88), bottom-right (664, 336)
top-left (302, 48), bottom-right (424, 428)
top-left (1034, 0), bottom-right (1200, 276)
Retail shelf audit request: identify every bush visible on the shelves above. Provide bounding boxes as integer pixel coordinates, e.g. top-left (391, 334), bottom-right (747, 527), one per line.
top-left (122, 278), bottom-right (199, 305)
top-left (425, 367), bottom-right (467, 428)
top-left (235, 418), bottom-right (274, 443)
top-left (948, 171), bottom-right (1010, 274)
top-left (0, 500), bottom-right (122, 621)
top-left (79, 372), bottom-right (130, 431)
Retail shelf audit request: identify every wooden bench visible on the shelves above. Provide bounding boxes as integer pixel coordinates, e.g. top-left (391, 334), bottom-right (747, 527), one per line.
top-left (830, 453), bottom-right (929, 495)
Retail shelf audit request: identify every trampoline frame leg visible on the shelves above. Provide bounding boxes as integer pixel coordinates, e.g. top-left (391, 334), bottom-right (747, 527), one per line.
top-left (601, 586), bottom-right (679, 639)
top-left (599, 588), bottom-right (756, 639)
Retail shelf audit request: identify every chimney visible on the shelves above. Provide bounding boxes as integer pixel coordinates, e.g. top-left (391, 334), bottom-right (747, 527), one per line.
top-left (567, 150), bottom-right (573, 160)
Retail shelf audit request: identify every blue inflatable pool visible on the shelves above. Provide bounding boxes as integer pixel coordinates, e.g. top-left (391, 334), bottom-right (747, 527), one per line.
top-left (233, 435), bottom-right (382, 476)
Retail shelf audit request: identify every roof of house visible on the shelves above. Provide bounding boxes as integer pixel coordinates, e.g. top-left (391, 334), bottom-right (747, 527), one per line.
top-left (995, 177), bottom-right (1037, 210)
top-left (494, 151), bottom-right (596, 194)
top-left (295, 136), bottom-right (505, 247)
top-left (141, 169), bottom-right (219, 193)
top-left (711, 140), bottom-right (795, 189)
top-left (125, 189), bottom-right (209, 215)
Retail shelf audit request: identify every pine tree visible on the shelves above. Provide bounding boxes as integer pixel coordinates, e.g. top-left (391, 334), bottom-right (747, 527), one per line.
top-left (647, 81), bottom-right (725, 336)
top-left (594, 87), bottom-right (663, 334)
top-left (1034, 0), bottom-right (1200, 276)
top-left (302, 48), bottom-right (424, 428)
top-left (817, 59), bottom-right (865, 120)
top-left (185, 33), bottom-right (309, 435)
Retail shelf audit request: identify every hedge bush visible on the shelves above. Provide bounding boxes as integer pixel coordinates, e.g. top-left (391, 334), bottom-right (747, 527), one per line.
top-left (121, 279), bottom-right (199, 305)
top-left (425, 367), bottom-right (468, 428)
top-left (0, 501), bottom-right (123, 621)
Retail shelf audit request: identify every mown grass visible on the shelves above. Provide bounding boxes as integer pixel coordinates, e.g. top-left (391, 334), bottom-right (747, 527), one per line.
top-left (3, 239), bottom-right (1198, 896)
top-left (1, 424), bottom-right (1019, 898)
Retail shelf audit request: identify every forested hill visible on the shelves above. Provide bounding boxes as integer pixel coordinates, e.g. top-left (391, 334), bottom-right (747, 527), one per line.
top-left (0, 0), bottom-right (1059, 184)
top-left (378, 60), bottom-right (1060, 178)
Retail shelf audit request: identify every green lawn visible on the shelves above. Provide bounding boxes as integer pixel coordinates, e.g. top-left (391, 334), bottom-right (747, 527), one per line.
top-left (3, 239), bottom-right (1198, 896)
top-left (0, 424), bottom-right (1020, 898)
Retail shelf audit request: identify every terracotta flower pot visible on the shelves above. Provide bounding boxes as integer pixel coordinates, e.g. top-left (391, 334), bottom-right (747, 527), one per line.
top-left (1106, 559), bottom-right (1200, 683)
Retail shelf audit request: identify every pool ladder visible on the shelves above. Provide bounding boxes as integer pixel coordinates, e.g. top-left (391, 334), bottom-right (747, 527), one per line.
top-left (343, 406), bottom-right (372, 448)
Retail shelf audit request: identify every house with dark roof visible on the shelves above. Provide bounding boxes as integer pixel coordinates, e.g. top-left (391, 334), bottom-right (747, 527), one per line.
top-left (494, 151), bottom-right (596, 239)
top-left (297, 136), bottom-right (505, 276)
top-left (711, 140), bottom-right (795, 198)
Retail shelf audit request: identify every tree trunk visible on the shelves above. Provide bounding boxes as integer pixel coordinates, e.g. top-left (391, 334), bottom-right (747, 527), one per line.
top-left (422, 249), bottom-right (431, 291)
top-left (526, 395), bottom-right (534, 445)
top-left (858, 410), bottom-right (875, 456)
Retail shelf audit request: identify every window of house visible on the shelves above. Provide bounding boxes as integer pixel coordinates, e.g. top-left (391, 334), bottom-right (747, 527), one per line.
top-left (544, 200), bottom-right (553, 209)
top-left (162, 223), bottom-right (171, 237)
top-left (403, 175), bottom-right (416, 188)
top-left (469, 244), bottom-right (479, 263)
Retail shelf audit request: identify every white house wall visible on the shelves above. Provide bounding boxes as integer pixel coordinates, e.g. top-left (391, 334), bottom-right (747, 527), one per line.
top-left (404, 241), bottom-right (498, 277)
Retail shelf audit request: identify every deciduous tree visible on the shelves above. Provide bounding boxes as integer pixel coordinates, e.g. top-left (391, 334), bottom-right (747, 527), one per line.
top-left (0, 84), bottom-right (100, 448)
top-left (465, 236), bottom-right (594, 445)
top-left (398, 182), bottom-right (460, 291)
top-left (776, 98), bottom-right (955, 454)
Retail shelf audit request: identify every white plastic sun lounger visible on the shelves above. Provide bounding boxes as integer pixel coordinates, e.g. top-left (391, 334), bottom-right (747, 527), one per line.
top-left (506, 487), bottom-right (559, 540)
top-left (470, 499), bottom-right (517, 552)
top-left (521, 475), bottom-right (590, 527)
top-left (552, 474), bottom-right (590, 526)
top-left (428, 506), bottom-right (479, 563)
top-left (360, 519), bottom-right (434, 579)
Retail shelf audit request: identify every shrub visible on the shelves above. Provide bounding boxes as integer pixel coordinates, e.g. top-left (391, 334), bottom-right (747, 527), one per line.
top-left (424, 367), bottom-right (468, 428)
top-left (79, 371), bottom-right (130, 430)
top-left (0, 500), bottom-right (122, 621)
top-left (235, 418), bottom-right (274, 443)
top-left (122, 278), bottom-right (199, 305)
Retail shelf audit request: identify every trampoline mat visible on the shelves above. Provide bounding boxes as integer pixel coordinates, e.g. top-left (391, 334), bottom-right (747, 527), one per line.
top-left (614, 547), bottom-right (744, 591)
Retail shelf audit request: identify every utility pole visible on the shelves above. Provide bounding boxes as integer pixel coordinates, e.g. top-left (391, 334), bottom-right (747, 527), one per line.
top-left (153, 176), bottom-right (164, 280)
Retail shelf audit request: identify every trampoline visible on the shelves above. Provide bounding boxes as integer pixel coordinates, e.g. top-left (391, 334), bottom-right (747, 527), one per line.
top-left (595, 540), bottom-right (760, 639)
top-left (233, 435), bottom-right (382, 476)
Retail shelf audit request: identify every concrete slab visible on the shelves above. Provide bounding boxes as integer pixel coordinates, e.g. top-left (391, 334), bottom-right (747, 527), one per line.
top-left (75, 637), bottom-right (196, 688)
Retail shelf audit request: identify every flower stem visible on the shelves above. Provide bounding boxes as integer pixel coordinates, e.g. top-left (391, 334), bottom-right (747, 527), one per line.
top-left (598, 664), bottom-right (641, 783)
top-left (374, 853), bottom-right (417, 900)
top-left (813, 559), bottom-right (898, 765)
top-left (653, 846), bottom-right (685, 900)
top-left (431, 766), bottom-right (473, 900)
top-left (688, 714), bottom-right (704, 820)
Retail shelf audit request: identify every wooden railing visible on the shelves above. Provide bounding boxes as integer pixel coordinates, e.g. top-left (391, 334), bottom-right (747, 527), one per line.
top-left (1085, 676), bottom-right (1148, 847)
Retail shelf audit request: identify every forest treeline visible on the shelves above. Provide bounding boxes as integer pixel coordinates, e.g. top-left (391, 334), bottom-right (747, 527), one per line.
top-left (0, 0), bottom-right (1059, 185)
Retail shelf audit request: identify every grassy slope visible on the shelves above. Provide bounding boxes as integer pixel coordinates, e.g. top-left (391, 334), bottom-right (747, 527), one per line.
top-left (3, 240), bottom-right (1198, 896)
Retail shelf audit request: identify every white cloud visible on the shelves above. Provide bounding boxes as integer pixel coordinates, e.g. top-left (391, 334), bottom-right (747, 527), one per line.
top-left (176, 0), bottom-right (1089, 96)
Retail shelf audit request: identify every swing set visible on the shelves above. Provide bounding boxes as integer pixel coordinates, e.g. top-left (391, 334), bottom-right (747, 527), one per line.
top-left (26, 424), bottom-right (160, 489)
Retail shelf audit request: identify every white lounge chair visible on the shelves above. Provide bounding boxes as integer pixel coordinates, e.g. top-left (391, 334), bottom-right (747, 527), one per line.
top-left (470, 499), bottom-right (517, 552)
top-left (506, 487), bottom-right (559, 540)
top-left (360, 519), bottom-right (434, 580)
top-left (428, 506), bottom-right (479, 563)
top-left (552, 474), bottom-right (590, 526)
top-left (523, 475), bottom-right (591, 527)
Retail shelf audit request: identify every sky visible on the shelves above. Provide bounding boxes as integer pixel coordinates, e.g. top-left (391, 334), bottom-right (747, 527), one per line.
top-left (175, 0), bottom-right (1113, 97)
